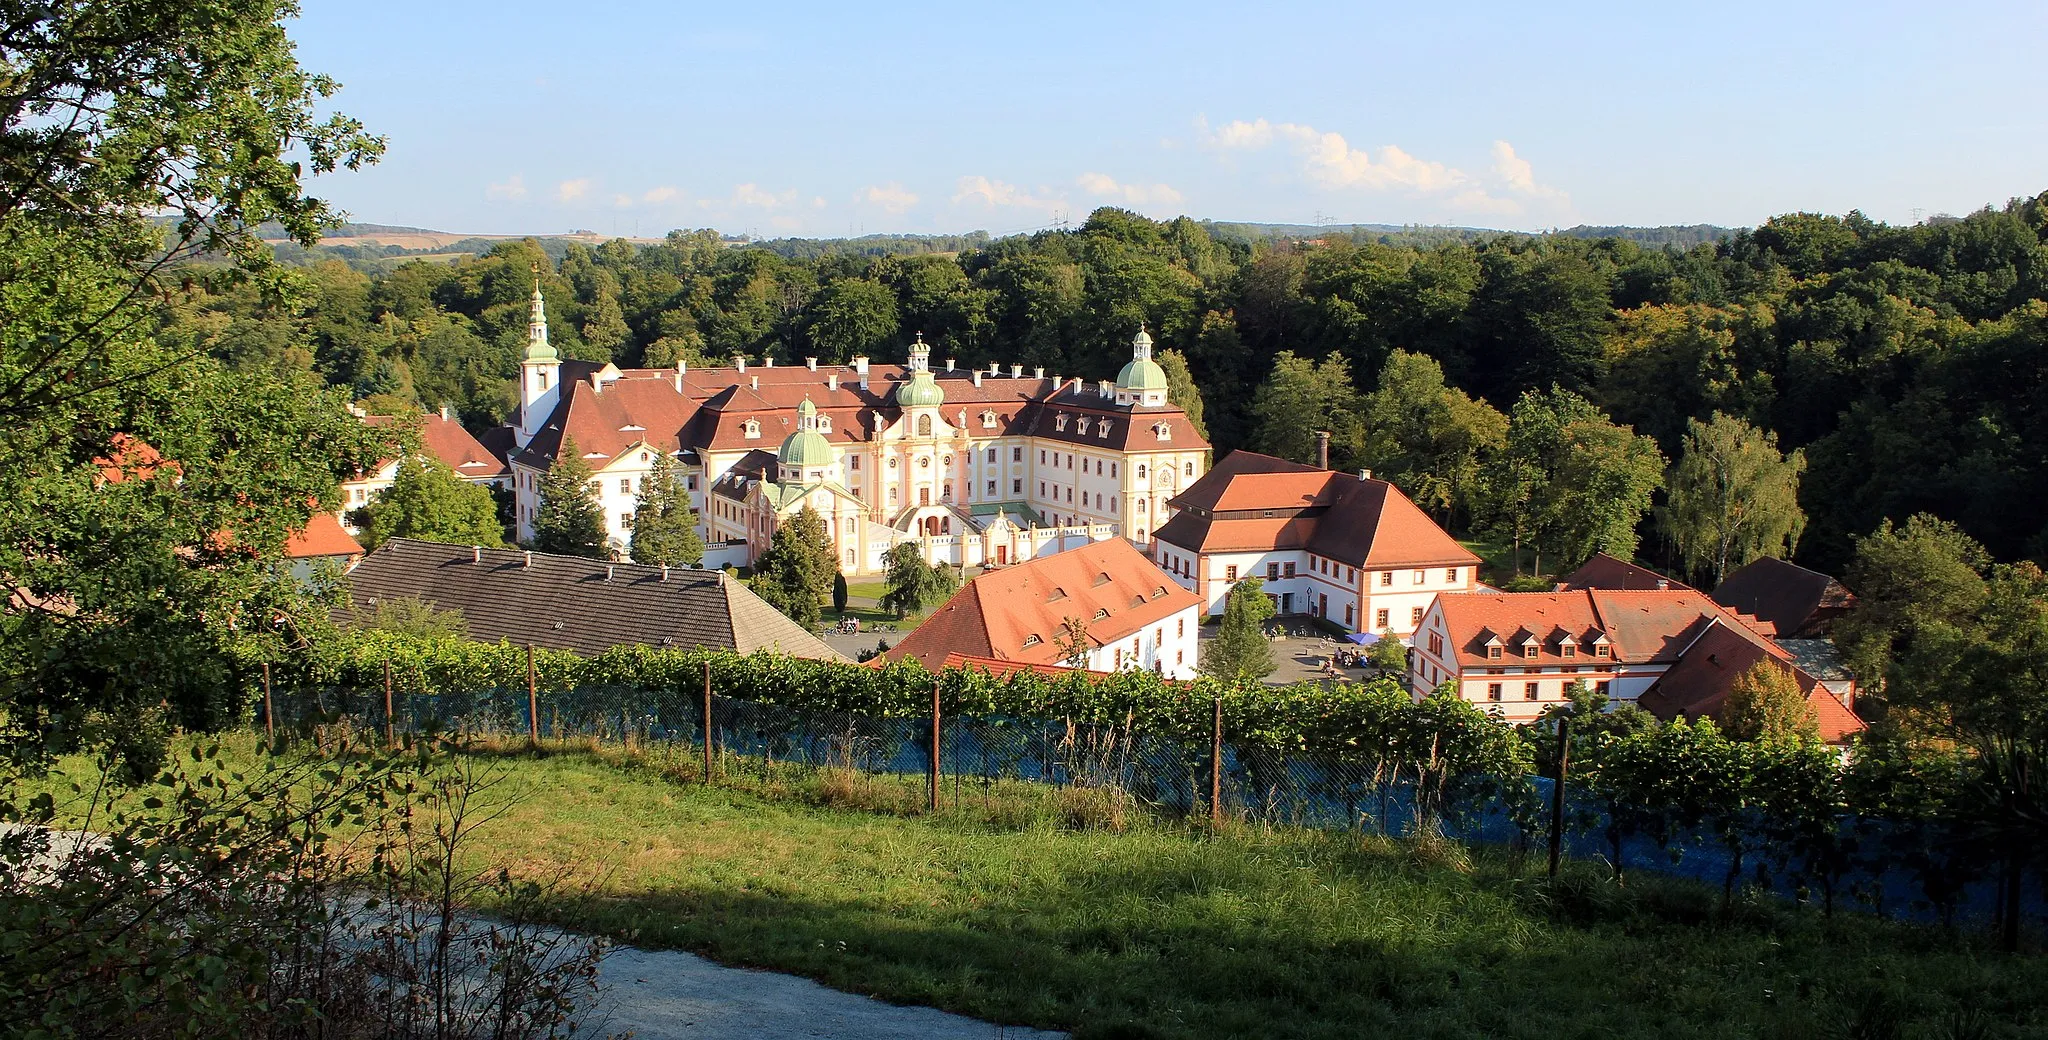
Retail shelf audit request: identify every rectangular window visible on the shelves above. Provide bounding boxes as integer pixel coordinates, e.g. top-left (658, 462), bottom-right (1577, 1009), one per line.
top-left (1111, 463), bottom-right (1118, 478)
top-left (1344, 605), bottom-right (1354, 627)
top-left (850, 457), bottom-right (860, 471)
top-left (1226, 565), bottom-right (1239, 581)
top-left (1375, 608), bottom-right (1389, 629)
top-left (1596, 680), bottom-right (1611, 697)
top-left (1561, 643), bottom-right (1575, 659)
top-left (987, 448), bottom-right (997, 463)
top-left (1488, 683), bottom-right (1503, 701)
top-left (1411, 606), bottom-right (1425, 625)
top-left (620, 512), bottom-right (634, 528)
top-left (1039, 481), bottom-right (1046, 497)
top-left (1525, 682), bottom-right (1540, 701)
top-left (1012, 447), bottom-right (1023, 462)
top-left (1412, 569), bottom-right (1425, 585)
top-left (1380, 571), bottom-right (1393, 587)
top-left (1283, 562), bottom-right (1296, 579)
top-left (1012, 479), bottom-right (1022, 494)
top-left (1066, 487), bottom-right (1073, 502)
top-left (1596, 644), bottom-right (1611, 658)
top-left (1267, 563), bottom-right (1280, 581)
top-left (687, 476), bottom-right (699, 490)
top-left (1177, 618), bottom-right (1185, 637)
top-left (986, 481), bottom-right (996, 495)
top-left (1446, 568), bottom-right (1459, 583)
top-left (1039, 450), bottom-right (1046, 464)
top-left (620, 479), bottom-right (632, 494)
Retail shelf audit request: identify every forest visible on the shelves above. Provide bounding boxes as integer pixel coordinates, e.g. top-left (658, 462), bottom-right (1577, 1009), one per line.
top-left (174, 193), bottom-right (2048, 579)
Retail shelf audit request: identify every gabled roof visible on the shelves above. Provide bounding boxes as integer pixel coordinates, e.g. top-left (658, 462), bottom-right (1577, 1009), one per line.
top-left (1153, 450), bottom-right (1478, 569)
top-left (1636, 620), bottom-right (1866, 745)
top-left (342, 539), bottom-right (846, 660)
top-left (1711, 557), bottom-right (1856, 639)
top-left (362, 412), bottom-right (509, 479)
top-left (93, 433), bottom-right (179, 486)
top-left (883, 539), bottom-right (1200, 671)
top-left (512, 373), bottom-right (697, 470)
top-left (1557, 552), bottom-right (1688, 592)
top-left (1431, 587), bottom-right (1764, 668)
top-left (286, 513), bottom-right (364, 560)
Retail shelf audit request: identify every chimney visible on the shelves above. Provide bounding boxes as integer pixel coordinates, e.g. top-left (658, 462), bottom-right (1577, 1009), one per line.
top-left (1315, 430), bottom-right (1330, 470)
top-left (440, 403), bottom-right (452, 421)
top-left (734, 355), bottom-right (746, 372)
top-left (805, 357), bottom-right (818, 371)
top-left (853, 356), bottom-right (869, 375)
top-left (1360, 468), bottom-right (1372, 481)
top-left (606, 565), bottom-right (615, 582)
top-left (471, 545), bottom-right (481, 563)
top-left (971, 371), bottom-right (982, 388)
top-left (828, 373), bottom-right (840, 391)
top-left (1034, 367), bottom-right (1045, 379)
top-left (945, 358), bottom-right (955, 372)
top-left (523, 550), bottom-right (533, 569)
top-left (1052, 372), bottom-right (1061, 389)
top-left (1656, 579), bottom-right (1670, 591)
top-left (750, 375), bottom-right (759, 391)
top-left (1098, 379), bottom-right (1113, 398)
top-left (1011, 365), bottom-right (1022, 378)
top-left (763, 357), bottom-right (774, 368)
top-left (661, 565), bottom-right (670, 582)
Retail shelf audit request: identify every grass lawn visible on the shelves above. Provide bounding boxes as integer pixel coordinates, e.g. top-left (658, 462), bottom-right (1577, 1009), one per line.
top-left (1459, 537), bottom-right (1549, 589)
top-left (30, 739), bottom-right (2048, 1040)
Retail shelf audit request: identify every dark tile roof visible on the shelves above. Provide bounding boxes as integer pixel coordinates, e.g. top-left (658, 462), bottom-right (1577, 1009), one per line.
top-left (1711, 557), bottom-right (1856, 638)
top-left (1557, 552), bottom-right (1688, 592)
top-left (342, 538), bottom-right (845, 660)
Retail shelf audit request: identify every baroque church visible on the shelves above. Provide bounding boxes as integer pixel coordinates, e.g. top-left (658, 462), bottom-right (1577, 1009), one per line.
top-left (501, 276), bottom-right (1209, 576)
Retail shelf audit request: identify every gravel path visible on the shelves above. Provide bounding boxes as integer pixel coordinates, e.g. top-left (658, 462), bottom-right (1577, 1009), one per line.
top-left (594, 943), bottom-right (1066, 1039)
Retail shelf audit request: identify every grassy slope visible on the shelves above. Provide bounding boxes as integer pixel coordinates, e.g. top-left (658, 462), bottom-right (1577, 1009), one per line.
top-left (457, 748), bottom-right (2041, 1040)
top-left (24, 740), bottom-right (2044, 1039)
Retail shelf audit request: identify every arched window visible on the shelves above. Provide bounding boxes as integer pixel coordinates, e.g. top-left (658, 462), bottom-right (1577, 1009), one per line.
top-left (1137, 464), bottom-right (1147, 480)
top-left (1138, 499), bottom-right (1148, 514)
top-left (981, 410), bottom-right (998, 429)
top-left (845, 548), bottom-right (855, 567)
top-left (1077, 417), bottom-right (1091, 435)
top-left (1185, 462), bottom-right (1195, 477)
top-left (742, 419), bottom-right (760, 438)
top-left (917, 414), bottom-right (933, 437)
top-left (1055, 414), bottom-right (1069, 432)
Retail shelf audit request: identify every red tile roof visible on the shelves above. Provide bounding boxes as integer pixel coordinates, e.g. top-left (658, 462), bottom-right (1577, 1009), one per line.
top-left (285, 513), bottom-right (364, 560)
top-left (884, 539), bottom-right (1201, 671)
top-left (362, 412), bottom-right (508, 479)
top-left (1154, 451), bottom-right (1478, 568)
top-left (1557, 552), bottom-right (1689, 592)
top-left (937, 652), bottom-right (1111, 679)
top-left (1636, 621), bottom-right (1866, 744)
top-left (93, 433), bottom-right (180, 485)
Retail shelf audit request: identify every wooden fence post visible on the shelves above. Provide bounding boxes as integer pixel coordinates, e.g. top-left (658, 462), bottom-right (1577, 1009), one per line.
top-left (261, 661), bottom-right (274, 745)
top-left (1210, 697), bottom-right (1223, 826)
top-left (930, 679), bottom-right (942, 813)
top-left (1548, 714), bottom-right (1570, 879)
top-left (527, 644), bottom-right (539, 747)
top-left (383, 659), bottom-right (395, 749)
top-left (702, 660), bottom-right (714, 782)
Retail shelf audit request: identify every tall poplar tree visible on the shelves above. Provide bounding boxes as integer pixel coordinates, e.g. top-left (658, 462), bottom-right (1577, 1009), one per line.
top-left (1156, 348), bottom-right (1209, 439)
top-left (628, 450), bottom-right (705, 567)
top-left (531, 437), bottom-right (608, 558)
top-left (1661, 413), bottom-right (1807, 586)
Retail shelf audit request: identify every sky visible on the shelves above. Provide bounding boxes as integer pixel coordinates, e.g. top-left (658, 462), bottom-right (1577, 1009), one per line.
top-left (292, 0), bottom-right (2048, 239)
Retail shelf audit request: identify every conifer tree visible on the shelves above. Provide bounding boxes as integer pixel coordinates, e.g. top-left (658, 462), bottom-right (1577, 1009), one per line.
top-left (1201, 578), bottom-right (1277, 682)
top-left (531, 436), bottom-right (608, 558)
top-left (628, 450), bottom-right (705, 567)
top-left (750, 506), bottom-right (834, 626)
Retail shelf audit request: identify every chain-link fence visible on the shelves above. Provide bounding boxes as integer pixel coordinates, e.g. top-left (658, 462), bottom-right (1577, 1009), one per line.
top-left (258, 669), bottom-right (2040, 933)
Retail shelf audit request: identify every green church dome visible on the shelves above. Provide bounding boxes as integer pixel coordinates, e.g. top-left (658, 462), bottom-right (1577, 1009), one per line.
top-left (895, 370), bottom-right (946, 408)
top-left (778, 398), bottom-right (836, 472)
top-left (1116, 358), bottom-right (1169, 392)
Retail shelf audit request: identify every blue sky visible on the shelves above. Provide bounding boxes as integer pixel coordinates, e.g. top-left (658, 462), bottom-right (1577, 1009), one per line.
top-left (294, 0), bottom-right (2048, 238)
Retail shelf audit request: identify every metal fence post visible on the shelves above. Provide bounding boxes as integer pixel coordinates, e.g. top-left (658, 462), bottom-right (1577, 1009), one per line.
top-left (1210, 697), bottom-right (1223, 826)
top-left (527, 644), bottom-right (539, 747)
top-left (930, 679), bottom-right (942, 813)
top-left (702, 660), bottom-right (714, 782)
top-left (1548, 713), bottom-right (1570, 879)
top-left (261, 661), bottom-right (274, 745)
top-left (383, 658), bottom-right (396, 748)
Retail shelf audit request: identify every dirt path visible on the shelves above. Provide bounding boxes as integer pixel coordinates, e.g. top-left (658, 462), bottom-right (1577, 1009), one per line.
top-left (595, 943), bottom-right (1066, 1039)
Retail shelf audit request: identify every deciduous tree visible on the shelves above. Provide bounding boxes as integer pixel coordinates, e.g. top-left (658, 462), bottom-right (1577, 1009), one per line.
top-left (364, 455), bottom-right (504, 549)
top-left (1249, 352), bottom-right (1361, 468)
top-left (1661, 413), bottom-right (1806, 586)
top-left (1722, 660), bottom-right (1820, 743)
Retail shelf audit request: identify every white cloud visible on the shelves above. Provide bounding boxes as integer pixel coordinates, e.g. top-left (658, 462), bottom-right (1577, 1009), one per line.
top-left (1491, 141), bottom-right (1567, 202)
top-left (485, 174), bottom-right (526, 201)
top-left (860, 183), bottom-right (920, 214)
top-left (555, 178), bottom-right (591, 202)
top-left (642, 185), bottom-right (679, 204)
top-left (1076, 172), bottom-right (1183, 207)
top-left (720, 182), bottom-right (798, 210)
top-left (951, 175), bottom-right (1062, 211)
top-left (612, 193), bottom-right (634, 208)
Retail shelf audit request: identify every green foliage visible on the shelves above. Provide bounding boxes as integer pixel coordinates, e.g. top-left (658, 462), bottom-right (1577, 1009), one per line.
top-left (1202, 578), bottom-right (1277, 682)
top-left (628, 449), bottom-right (705, 567)
top-left (877, 543), bottom-right (956, 618)
top-left (364, 454), bottom-right (505, 549)
top-left (804, 277), bottom-right (900, 362)
top-left (1054, 616), bottom-right (1093, 670)
top-left (1249, 352), bottom-right (1361, 467)
top-left (1155, 347), bottom-right (1208, 439)
top-left (832, 571), bottom-right (850, 615)
top-left (1484, 388), bottom-right (1665, 573)
top-left (530, 436), bottom-right (608, 559)
top-left (363, 595), bottom-right (469, 640)
top-left (1721, 660), bottom-right (1820, 743)
top-left (1836, 513), bottom-right (1992, 706)
top-left (1661, 412), bottom-right (1805, 585)
top-left (1357, 349), bottom-right (1507, 527)
top-left (750, 506), bottom-right (835, 626)
top-left (1365, 630), bottom-right (1407, 672)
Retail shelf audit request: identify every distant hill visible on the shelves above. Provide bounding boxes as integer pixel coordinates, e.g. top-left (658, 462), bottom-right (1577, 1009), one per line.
top-left (1551, 224), bottom-right (1735, 248)
top-left (1200, 220), bottom-right (1739, 250)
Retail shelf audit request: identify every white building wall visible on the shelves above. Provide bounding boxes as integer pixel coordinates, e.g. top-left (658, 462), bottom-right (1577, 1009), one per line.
top-left (1082, 603), bottom-right (1201, 681)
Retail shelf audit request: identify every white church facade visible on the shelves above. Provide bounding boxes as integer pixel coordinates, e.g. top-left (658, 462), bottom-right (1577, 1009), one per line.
top-left (499, 275), bottom-right (1209, 576)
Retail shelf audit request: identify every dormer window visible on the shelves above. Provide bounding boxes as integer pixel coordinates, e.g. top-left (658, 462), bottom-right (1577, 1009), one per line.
top-left (1022, 634), bottom-right (1042, 649)
top-left (1487, 645), bottom-right (1503, 660)
top-left (1055, 414), bottom-right (1070, 432)
top-left (1099, 422), bottom-right (1112, 439)
top-left (1154, 422), bottom-right (1171, 441)
top-left (1092, 608), bottom-right (1110, 621)
top-left (1077, 417), bottom-right (1092, 435)
top-left (742, 419), bottom-right (761, 438)
top-left (817, 415), bottom-right (832, 433)
top-left (1521, 640), bottom-right (1539, 660)
top-left (1560, 642), bottom-right (1576, 659)
top-left (981, 410), bottom-right (997, 429)
top-left (1595, 643), bottom-right (1611, 659)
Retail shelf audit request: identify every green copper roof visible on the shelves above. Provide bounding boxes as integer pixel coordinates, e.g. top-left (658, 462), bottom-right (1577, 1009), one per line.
top-left (778, 427), bottom-right (835, 470)
top-left (895, 370), bottom-right (946, 408)
top-left (1116, 357), bottom-right (1169, 392)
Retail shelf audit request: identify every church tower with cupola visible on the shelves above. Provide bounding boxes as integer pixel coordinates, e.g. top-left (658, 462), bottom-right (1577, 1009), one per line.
top-left (517, 264), bottom-right (561, 444)
top-left (1114, 325), bottom-right (1170, 407)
